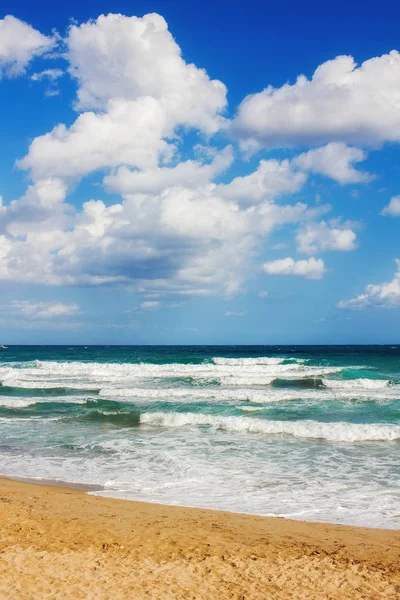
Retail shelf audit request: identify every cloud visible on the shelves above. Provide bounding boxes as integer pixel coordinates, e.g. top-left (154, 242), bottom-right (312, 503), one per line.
top-left (218, 158), bottom-right (306, 205)
top-left (381, 195), bottom-right (400, 216)
top-left (2, 149), bottom-right (329, 294)
top-left (292, 143), bottom-right (372, 184)
top-left (18, 98), bottom-right (174, 182)
top-left (258, 290), bottom-right (269, 297)
top-left (104, 146), bottom-right (234, 195)
top-left (140, 300), bottom-right (160, 310)
top-left (0, 15), bottom-right (57, 78)
top-left (0, 179), bottom-right (68, 235)
top-left (233, 51), bottom-right (400, 148)
top-left (67, 12), bottom-right (227, 128)
top-left (0, 12), bottom-right (356, 298)
top-left (338, 260), bottom-right (400, 309)
top-left (9, 301), bottom-right (80, 319)
top-left (263, 257), bottom-right (326, 279)
top-left (296, 220), bottom-right (357, 254)
top-left (225, 311), bottom-right (247, 317)
top-left (31, 68), bottom-right (64, 82)
top-left (18, 13), bottom-right (227, 185)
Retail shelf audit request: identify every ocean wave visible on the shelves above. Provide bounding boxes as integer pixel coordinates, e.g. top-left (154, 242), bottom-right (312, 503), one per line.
top-left (66, 409), bottom-right (141, 428)
top-left (5, 360), bottom-right (342, 378)
top-left (324, 379), bottom-right (391, 390)
top-left (0, 398), bottom-right (38, 408)
top-left (271, 377), bottom-right (325, 389)
top-left (212, 357), bottom-right (288, 365)
top-left (0, 379), bottom-right (100, 391)
top-left (140, 411), bottom-right (400, 442)
top-left (99, 386), bottom-right (277, 403)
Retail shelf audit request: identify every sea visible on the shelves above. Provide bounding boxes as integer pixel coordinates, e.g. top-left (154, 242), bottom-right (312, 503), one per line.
top-left (0, 345), bottom-right (399, 529)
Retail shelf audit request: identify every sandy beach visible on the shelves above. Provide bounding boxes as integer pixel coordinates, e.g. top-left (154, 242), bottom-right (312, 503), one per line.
top-left (0, 478), bottom-right (398, 599)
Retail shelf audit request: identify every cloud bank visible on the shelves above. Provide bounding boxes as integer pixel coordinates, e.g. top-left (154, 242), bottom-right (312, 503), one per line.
top-left (0, 12), bottom-right (399, 309)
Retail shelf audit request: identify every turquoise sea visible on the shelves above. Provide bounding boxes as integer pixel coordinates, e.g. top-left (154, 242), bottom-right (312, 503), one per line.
top-left (0, 345), bottom-right (399, 528)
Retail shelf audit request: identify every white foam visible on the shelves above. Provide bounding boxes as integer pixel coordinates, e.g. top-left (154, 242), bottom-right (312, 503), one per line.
top-left (99, 387), bottom-right (276, 403)
top-left (325, 378), bottom-right (390, 390)
top-left (140, 411), bottom-right (400, 442)
top-left (101, 385), bottom-right (398, 404)
top-left (0, 398), bottom-right (36, 408)
top-left (9, 360), bottom-right (342, 378)
top-left (0, 396), bottom-right (89, 408)
top-left (0, 361), bottom-right (348, 396)
top-left (212, 357), bottom-right (287, 365)
top-left (0, 379), bottom-right (97, 390)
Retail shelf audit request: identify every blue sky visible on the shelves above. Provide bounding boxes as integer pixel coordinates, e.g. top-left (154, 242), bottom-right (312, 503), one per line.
top-left (1, 0), bottom-right (400, 344)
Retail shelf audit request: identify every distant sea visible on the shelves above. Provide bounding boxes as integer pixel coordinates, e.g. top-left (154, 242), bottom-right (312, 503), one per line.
top-left (0, 345), bottom-right (399, 528)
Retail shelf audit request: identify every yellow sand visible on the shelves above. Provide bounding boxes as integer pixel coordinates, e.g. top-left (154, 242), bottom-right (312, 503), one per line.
top-left (0, 477), bottom-right (399, 599)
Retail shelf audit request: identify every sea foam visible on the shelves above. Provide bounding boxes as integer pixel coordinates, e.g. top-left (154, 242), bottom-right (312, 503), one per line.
top-left (140, 411), bottom-right (400, 442)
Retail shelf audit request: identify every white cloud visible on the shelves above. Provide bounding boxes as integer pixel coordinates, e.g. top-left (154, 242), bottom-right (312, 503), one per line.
top-left (233, 51), bottom-right (400, 148)
top-left (9, 301), bottom-right (80, 319)
top-left (263, 257), bottom-right (326, 279)
top-left (338, 260), bottom-right (400, 309)
top-left (292, 143), bottom-right (372, 184)
top-left (258, 290), bottom-right (269, 298)
top-left (296, 220), bottom-right (357, 254)
top-left (31, 68), bottom-right (64, 82)
top-left (381, 195), bottom-right (400, 216)
top-left (67, 12), bottom-right (227, 130)
top-left (18, 98), bottom-right (174, 182)
top-left (0, 12), bottom-right (355, 298)
top-left (140, 301), bottom-right (160, 310)
top-left (219, 158), bottom-right (306, 205)
top-left (0, 171), bottom-right (327, 293)
top-left (104, 146), bottom-right (233, 195)
top-left (225, 311), bottom-right (247, 317)
top-left (19, 13), bottom-right (227, 185)
top-left (0, 15), bottom-right (56, 78)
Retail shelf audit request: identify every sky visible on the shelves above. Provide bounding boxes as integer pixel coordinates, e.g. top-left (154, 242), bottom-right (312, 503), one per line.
top-left (1, 0), bottom-right (400, 344)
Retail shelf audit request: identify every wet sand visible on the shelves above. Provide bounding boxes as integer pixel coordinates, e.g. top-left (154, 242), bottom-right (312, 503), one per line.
top-left (0, 477), bottom-right (399, 599)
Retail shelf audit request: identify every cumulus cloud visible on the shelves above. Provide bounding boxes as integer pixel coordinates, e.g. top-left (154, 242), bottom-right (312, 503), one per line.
top-left (18, 98), bottom-right (174, 182)
top-left (263, 257), bottom-right (326, 279)
top-left (292, 143), bottom-right (372, 184)
top-left (381, 196), bottom-right (400, 216)
top-left (296, 220), bottom-right (357, 254)
top-left (104, 146), bottom-right (234, 195)
top-left (219, 158), bottom-right (306, 205)
top-left (233, 51), bottom-right (400, 148)
top-left (9, 300), bottom-right (80, 319)
top-left (18, 13), bottom-right (227, 185)
top-left (0, 12), bottom-right (359, 298)
top-left (67, 12), bottom-right (227, 128)
top-left (338, 260), bottom-right (400, 309)
top-left (0, 172), bottom-right (327, 293)
top-left (0, 15), bottom-right (56, 78)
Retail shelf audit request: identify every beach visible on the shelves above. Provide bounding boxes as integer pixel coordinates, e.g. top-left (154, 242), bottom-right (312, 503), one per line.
top-left (0, 477), bottom-right (399, 599)
top-left (1, 345), bottom-right (400, 530)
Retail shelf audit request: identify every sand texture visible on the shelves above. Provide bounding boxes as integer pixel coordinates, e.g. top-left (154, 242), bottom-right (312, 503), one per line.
top-left (0, 478), bottom-right (399, 599)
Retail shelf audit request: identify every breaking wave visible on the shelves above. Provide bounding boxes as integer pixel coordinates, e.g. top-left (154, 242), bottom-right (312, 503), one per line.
top-left (140, 411), bottom-right (400, 443)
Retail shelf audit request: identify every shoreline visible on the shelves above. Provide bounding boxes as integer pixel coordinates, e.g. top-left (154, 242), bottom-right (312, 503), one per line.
top-left (2, 473), bottom-right (398, 531)
top-left (0, 477), bottom-right (399, 599)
